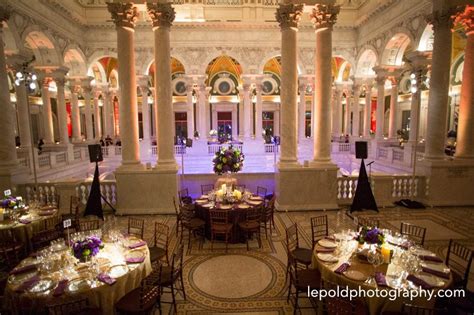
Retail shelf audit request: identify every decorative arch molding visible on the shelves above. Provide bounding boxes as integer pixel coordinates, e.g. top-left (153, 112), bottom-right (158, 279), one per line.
top-left (22, 25), bottom-right (62, 66)
top-left (3, 21), bottom-right (23, 55)
top-left (355, 47), bottom-right (378, 77)
top-left (451, 53), bottom-right (464, 85)
top-left (86, 50), bottom-right (118, 71)
top-left (63, 44), bottom-right (87, 76)
top-left (380, 29), bottom-right (414, 66)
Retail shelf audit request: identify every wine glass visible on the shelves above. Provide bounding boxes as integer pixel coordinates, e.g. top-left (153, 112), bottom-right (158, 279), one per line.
top-left (367, 248), bottom-right (383, 285)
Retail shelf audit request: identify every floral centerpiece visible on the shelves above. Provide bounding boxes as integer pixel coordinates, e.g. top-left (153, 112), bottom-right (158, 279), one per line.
top-left (213, 145), bottom-right (244, 175)
top-left (71, 236), bottom-right (104, 262)
top-left (356, 226), bottom-right (385, 246)
top-left (1, 196), bottom-right (25, 210)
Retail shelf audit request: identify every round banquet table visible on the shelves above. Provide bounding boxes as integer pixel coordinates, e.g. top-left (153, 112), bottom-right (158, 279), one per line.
top-left (194, 195), bottom-right (264, 243)
top-left (312, 237), bottom-right (453, 315)
top-left (4, 237), bottom-right (152, 315)
top-left (0, 206), bottom-right (59, 252)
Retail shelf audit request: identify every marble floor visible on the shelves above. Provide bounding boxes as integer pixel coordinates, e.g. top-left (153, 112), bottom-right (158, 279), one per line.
top-left (112, 205), bottom-right (474, 314)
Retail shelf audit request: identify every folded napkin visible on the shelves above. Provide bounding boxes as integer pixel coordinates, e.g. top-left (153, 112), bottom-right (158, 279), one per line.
top-left (375, 272), bottom-right (388, 287)
top-left (335, 263), bottom-right (350, 274)
top-left (53, 280), bottom-right (68, 297)
top-left (128, 240), bottom-right (147, 249)
top-left (10, 264), bottom-right (37, 275)
top-left (19, 218), bottom-right (31, 224)
top-left (406, 274), bottom-right (433, 290)
top-left (97, 273), bottom-right (116, 285)
top-left (422, 267), bottom-right (450, 279)
top-left (419, 255), bottom-right (443, 263)
top-left (125, 256), bottom-right (145, 264)
top-left (315, 247), bottom-right (335, 253)
top-left (15, 275), bottom-right (40, 293)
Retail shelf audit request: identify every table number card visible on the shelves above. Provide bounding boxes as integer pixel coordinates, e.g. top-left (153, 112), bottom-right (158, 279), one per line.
top-left (63, 219), bottom-right (72, 229)
top-left (4, 189), bottom-right (11, 197)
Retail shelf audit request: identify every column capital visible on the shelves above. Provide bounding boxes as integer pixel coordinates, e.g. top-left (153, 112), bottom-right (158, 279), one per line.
top-left (454, 5), bottom-right (474, 35)
top-left (426, 7), bottom-right (460, 33)
top-left (79, 76), bottom-right (94, 93)
top-left (136, 75), bottom-right (150, 89)
top-left (310, 3), bottom-right (340, 31)
top-left (107, 2), bottom-right (138, 29)
top-left (0, 5), bottom-right (11, 26)
top-left (147, 2), bottom-right (175, 29)
top-left (372, 66), bottom-right (388, 86)
top-left (51, 66), bottom-right (69, 87)
top-left (275, 3), bottom-right (304, 29)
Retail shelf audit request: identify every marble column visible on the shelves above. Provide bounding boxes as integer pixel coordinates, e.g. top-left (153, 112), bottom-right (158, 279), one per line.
top-left (53, 68), bottom-right (70, 145)
top-left (454, 6), bottom-right (474, 159)
top-left (197, 84), bottom-right (207, 138)
top-left (12, 62), bottom-right (32, 150)
top-left (352, 84), bottom-right (360, 137)
top-left (80, 78), bottom-right (94, 142)
top-left (39, 76), bottom-right (55, 144)
top-left (311, 3), bottom-right (339, 163)
top-left (363, 81), bottom-right (373, 138)
top-left (388, 74), bottom-right (401, 140)
top-left (298, 81), bottom-right (306, 140)
top-left (332, 85), bottom-right (342, 138)
top-left (424, 7), bottom-right (457, 160)
top-left (147, 2), bottom-right (177, 169)
top-left (407, 52), bottom-right (429, 144)
top-left (0, 6), bottom-right (18, 182)
top-left (93, 90), bottom-right (102, 140)
top-left (344, 89), bottom-right (351, 135)
top-left (242, 83), bottom-right (252, 139)
top-left (238, 90), bottom-right (244, 139)
top-left (373, 67), bottom-right (387, 141)
top-left (137, 76), bottom-right (151, 141)
top-left (204, 86), bottom-right (212, 135)
top-left (108, 2), bottom-right (141, 167)
top-left (70, 85), bottom-right (82, 143)
top-left (276, 3), bottom-right (303, 166)
top-left (102, 87), bottom-right (114, 139)
top-left (255, 81), bottom-right (263, 140)
top-left (186, 83), bottom-right (194, 139)
top-left (274, 110), bottom-right (280, 136)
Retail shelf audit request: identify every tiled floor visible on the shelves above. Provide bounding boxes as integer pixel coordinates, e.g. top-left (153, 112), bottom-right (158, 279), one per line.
top-left (112, 205), bottom-right (474, 314)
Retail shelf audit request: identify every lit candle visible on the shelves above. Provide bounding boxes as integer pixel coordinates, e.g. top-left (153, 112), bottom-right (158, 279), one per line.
top-left (381, 244), bottom-right (391, 264)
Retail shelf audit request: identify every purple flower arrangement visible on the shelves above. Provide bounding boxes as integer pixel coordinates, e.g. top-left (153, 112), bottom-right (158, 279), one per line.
top-left (1, 196), bottom-right (23, 210)
top-left (212, 145), bottom-right (244, 175)
top-left (356, 226), bottom-right (385, 246)
top-left (71, 236), bottom-right (104, 261)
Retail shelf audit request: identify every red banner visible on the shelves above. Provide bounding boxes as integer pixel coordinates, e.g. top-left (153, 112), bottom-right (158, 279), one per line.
top-left (66, 102), bottom-right (72, 137)
top-left (371, 98), bottom-right (376, 133)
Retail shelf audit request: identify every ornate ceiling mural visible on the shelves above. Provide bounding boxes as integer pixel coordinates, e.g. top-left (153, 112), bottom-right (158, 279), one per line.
top-left (205, 55), bottom-right (242, 85)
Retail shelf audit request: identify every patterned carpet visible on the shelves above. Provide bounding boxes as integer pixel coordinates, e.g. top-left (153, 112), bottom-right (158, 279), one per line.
top-left (111, 205), bottom-right (474, 315)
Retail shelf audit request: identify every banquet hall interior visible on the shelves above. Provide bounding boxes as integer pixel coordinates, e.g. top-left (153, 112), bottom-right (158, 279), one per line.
top-left (0, 0), bottom-right (473, 314)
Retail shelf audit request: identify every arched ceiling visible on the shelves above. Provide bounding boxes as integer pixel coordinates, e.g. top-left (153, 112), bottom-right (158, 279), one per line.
top-left (332, 56), bottom-right (351, 82)
top-left (206, 55), bottom-right (242, 85)
top-left (89, 56), bottom-right (118, 85)
top-left (148, 57), bottom-right (185, 86)
top-left (381, 33), bottom-right (412, 66)
top-left (356, 49), bottom-right (377, 77)
top-left (263, 56), bottom-right (281, 77)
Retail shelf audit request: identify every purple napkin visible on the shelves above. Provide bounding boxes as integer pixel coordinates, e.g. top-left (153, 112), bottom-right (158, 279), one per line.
top-left (125, 256), bottom-right (145, 264)
top-left (10, 264), bottom-right (37, 275)
top-left (53, 280), bottom-right (68, 297)
top-left (335, 263), bottom-right (350, 274)
top-left (97, 273), bottom-right (116, 285)
top-left (375, 272), bottom-right (388, 287)
top-left (15, 275), bottom-right (40, 293)
top-left (128, 240), bottom-right (146, 249)
top-left (406, 274), bottom-right (433, 290)
top-left (419, 255), bottom-right (443, 263)
top-left (422, 267), bottom-right (450, 279)
top-left (19, 219), bottom-right (31, 224)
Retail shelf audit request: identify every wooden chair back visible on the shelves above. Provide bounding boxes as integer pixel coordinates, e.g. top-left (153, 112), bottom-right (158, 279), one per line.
top-left (446, 239), bottom-right (473, 289)
top-left (128, 217), bottom-right (145, 239)
top-left (400, 222), bottom-right (426, 245)
top-left (311, 215), bottom-right (329, 249)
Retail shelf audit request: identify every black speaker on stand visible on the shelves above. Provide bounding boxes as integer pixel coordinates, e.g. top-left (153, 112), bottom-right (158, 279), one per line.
top-left (83, 145), bottom-right (116, 219)
top-left (350, 141), bottom-right (378, 213)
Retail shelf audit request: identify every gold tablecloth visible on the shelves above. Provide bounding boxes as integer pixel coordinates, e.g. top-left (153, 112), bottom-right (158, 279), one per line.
top-left (5, 240), bottom-right (152, 315)
top-left (0, 208), bottom-right (59, 251)
top-left (312, 240), bottom-right (453, 315)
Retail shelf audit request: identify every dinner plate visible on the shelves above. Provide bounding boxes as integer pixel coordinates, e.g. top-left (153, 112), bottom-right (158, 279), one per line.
top-left (196, 199), bottom-right (207, 204)
top-left (238, 204), bottom-right (250, 209)
top-left (67, 277), bottom-right (92, 293)
top-left (125, 250), bottom-right (146, 261)
top-left (421, 262), bottom-right (450, 273)
top-left (202, 203), bottom-right (214, 208)
top-left (246, 200), bottom-right (262, 206)
top-left (344, 270), bottom-right (367, 282)
top-left (28, 277), bottom-right (55, 293)
top-left (318, 239), bottom-right (337, 249)
top-left (218, 204), bottom-right (232, 210)
top-left (108, 264), bottom-right (128, 278)
top-left (8, 270), bottom-right (38, 285)
top-left (200, 195), bottom-right (209, 199)
top-left (414, 248), bottom-right (435, 257)
top-left (317, 253), bottom-right (339, 263)
top-left (417, 274), bottom-right (445, 288)
top-left (250, 196), bottom-right (263, 201)
top-left (334, 233), bottom-right (353, 241)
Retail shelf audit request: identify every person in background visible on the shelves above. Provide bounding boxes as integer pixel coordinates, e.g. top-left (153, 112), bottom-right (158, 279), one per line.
top-left (115, 139), bottom-right (121, 146)
top-left (99, 137), bottom-right (105, 147)
top-left (105, 135), bottom-right (113, 146)
top-left (37, 138), bottom-right (44, 155)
